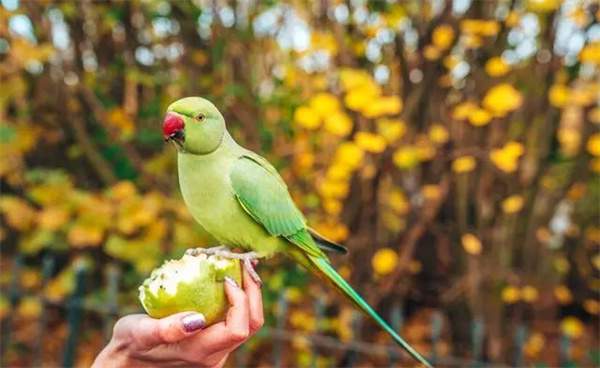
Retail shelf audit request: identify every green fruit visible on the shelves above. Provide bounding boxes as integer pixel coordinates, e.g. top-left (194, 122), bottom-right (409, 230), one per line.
top-left (139, 254), bottom-right (242, 325)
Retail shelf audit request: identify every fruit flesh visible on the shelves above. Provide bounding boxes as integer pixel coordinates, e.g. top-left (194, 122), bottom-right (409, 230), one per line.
top-left (139, 254), bottom-right (242, 324)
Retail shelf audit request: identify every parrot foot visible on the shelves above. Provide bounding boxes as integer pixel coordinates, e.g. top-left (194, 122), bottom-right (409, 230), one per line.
top-left (185, 245), bottom-right (229, 256)
top-left (185, 247), bottom-right (262, 285)
top-left (242, 256), bottom-right (262, 286)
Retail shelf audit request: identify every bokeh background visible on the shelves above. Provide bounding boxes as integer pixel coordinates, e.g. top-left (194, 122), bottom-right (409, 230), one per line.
top-left (1, 0), bottom-right (599, 366)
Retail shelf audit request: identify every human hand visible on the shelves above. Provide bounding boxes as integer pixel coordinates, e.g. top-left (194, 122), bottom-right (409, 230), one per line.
top-left (92, 264), bottom-right (263, 368)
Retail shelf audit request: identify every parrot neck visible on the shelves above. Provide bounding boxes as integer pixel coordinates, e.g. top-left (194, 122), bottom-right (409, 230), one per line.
top-left (178, 130), bottom-right (241, 159)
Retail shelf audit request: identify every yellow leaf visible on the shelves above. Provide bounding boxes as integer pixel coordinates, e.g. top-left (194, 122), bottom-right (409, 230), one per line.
top-left (521, 286), bottom-right (539, 302)
top-left (502, 286), bottom-right (520, 304)
top-left (309, 93), bottom-right (340, 118)
top-left (323, 199), bottom-right (342, 215)
top-left (294, 152), bottom-right (314, 172)
top-left (527, 0), bottom-right (561, 12)
top-left (524, 332), bottom-right (545, 358)
top-left (0, 196), bottom-right (36, 231)
top-left (294, 106), bottom-right (321, 129)
top-left (38, 206), bottom-right (70, 231)
top-left (583, 299), bottom-right (600, 315)
top-left (558, 127), bottom-right (581, 157)
top-left (424, 45), bottom-right (442, 61)
top-left (339, 68), bottom-right (374, 91)
top-left (586, 133), bottom-right (600, 157)
top-left (589, 107), bottom-right (600, 124)
top-left (371, 248), bottom-right (398, 276)
top-left (377, 119), bottom-right (406, 143)
top-left (443, 55), bottom-right (460, 69)
top-left (393, 146), bottom-right (420, 170)
top-left (428, 124), bottom-right (449, 144)
top-left (388, 189), bottom-right (409, 215)
top-left (463, 34), bottom-right (483, 49)
top-left (502, 195), bottom-right (524, 214)
top-left (549, 84), bottom-right (569, 108)
top-left (324, 112), bottom-right (353, 137)
top-left (461, 233), bottom-right (482, 255)
top-left (580, 42), bottom-right (600, 64)
top-left (290, 310), bottom-right (316, 332)
top-left (344, 85), bottom-right (381, 111)
top-left (319, 180), bottom-right (349, 199)
top-left (422, 184), bottom-right (442, 201)
top-left (505, 141), bottom-right (525, 156)
top-left (561, 316), bottom-right (584, 338)
top-left (17, 297), bottom-right (42, 319)
top-left (590, 158), bottom-right (600, 173)
top-left (553, 256), bottom-right (571, 274)
top-left (468, 107), bottom-right (493, 126)
top-left (334, 142), bottom-right (364, 169)
top-left (21, 269), bottom-right (41, 289)
top-left (460, 19), bottom-right (499, 37)
top-left (480, 20), bottom-right (500, 36)
top-left (505, 11), bottom-right (520, 27)
top-left (354, 132), bottom-right (387, 153)
top-left (452, 101), bottom-right (477, 120)
top-left (485, 57), bottom-right (510, 77)
top-left (361, 95), bottom-right (402, 118)
top-left (414, 135), bottom-right (436, 161)
top-left (68, 223), bottom-right (104, 248)
top-left (107, 108), bottom-right (135, 138)
top-left (482, 84), bottom-right (523, 116)
top-left (554, 285), bottom-right (573, 304)
top-left (108, 181), bottom-right (137, 201)
top-left (326, 164), bottom-right (352, 181)
top-left (452, 155), bottom-right (476, 173)
top-left (311, 31), bottom-right (338, 55)
top-left (313, 221), bottom-right (349, 242)
top-left (490, 141), bottom-right (525, 173)
top-left (432, 24), bottom-right (455, 49)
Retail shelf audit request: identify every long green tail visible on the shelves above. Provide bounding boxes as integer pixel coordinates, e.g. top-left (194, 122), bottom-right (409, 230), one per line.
top-left (305, 254), bottom-right (433, 368)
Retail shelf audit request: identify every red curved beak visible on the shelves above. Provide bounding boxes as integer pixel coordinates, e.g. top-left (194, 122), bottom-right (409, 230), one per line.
top-left (163, 113), bottom-right (184, 142)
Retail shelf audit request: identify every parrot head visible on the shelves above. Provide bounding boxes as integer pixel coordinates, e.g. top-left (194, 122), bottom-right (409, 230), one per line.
top-left (163, 97), bottom-right (226, 155)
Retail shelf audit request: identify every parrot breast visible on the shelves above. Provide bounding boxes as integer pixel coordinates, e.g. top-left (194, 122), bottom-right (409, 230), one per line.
top-left (177, 143), bottom-right (286, 257)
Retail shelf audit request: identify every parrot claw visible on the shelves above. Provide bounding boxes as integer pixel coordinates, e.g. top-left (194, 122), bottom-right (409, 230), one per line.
top-left (242, 258), bottom-right (262, 286)
top-left (187, 247), bottom-right (262, 286)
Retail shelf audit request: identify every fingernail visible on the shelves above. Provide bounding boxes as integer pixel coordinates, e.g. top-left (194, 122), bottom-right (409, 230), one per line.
top-left (182, 313), bottom-right (205, 332)
top-left (224, 276), bottom-right (239, 288)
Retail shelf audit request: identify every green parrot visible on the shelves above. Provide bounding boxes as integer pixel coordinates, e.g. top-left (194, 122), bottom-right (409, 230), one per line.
top-left (162, 96), bottom-right (432, 367)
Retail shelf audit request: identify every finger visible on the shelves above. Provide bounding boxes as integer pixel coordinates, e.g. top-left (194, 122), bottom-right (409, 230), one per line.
top-left (223, 276), bottom-right (250, 342)
top-left (179, 276), bottom-right (250, 355)
top-left (242, 263), bottom-right (264, 333)
top-left (119, 312), bottom-right (206, 349)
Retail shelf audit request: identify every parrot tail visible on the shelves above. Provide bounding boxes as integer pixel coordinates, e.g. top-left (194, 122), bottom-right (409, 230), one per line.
top-left (304, 254), bottom-right (433, 368)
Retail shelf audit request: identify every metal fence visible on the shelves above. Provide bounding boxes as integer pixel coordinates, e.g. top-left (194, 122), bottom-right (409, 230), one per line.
top-left (0, 254), bottom-right (579, 367)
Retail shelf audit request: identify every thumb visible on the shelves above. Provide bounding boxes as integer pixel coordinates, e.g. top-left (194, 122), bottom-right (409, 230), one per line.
top-left (115, 312), bottom-right (206, 349)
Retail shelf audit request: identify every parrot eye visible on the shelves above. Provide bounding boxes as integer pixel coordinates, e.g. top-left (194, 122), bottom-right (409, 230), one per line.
top-left (196, 113), bottom-right (205, 121)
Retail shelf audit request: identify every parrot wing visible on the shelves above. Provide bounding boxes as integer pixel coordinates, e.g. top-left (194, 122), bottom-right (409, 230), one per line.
top-left (230, 154), bottom-right (327, 259)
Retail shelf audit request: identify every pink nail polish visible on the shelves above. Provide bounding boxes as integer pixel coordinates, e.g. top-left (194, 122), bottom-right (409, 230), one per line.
top-left (182, 313), bottom-right (205, 332)
top-left (224, 276), bottom-right (239, 288)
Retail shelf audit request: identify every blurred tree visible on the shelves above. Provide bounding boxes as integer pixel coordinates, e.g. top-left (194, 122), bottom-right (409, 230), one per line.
top-left (0, 0), bottom-right (598, 366)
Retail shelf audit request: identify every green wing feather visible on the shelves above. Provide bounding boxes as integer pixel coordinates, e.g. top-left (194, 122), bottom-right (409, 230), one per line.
top-left (229, 154), bottom-right (432, 368)
top-left (230, 154), bottom-right (326, 258)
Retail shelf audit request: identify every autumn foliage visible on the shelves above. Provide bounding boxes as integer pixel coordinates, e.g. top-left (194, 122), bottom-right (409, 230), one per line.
top-left (1, 0), bottom-right (599, 366)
